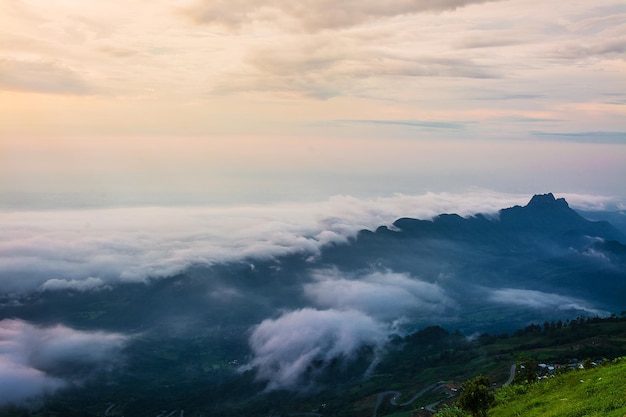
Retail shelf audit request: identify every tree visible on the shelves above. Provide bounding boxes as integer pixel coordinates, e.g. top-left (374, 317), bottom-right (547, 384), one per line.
top-left (456, 375), bottom-right (494, 417)
top-left (436, 404), bottom-right (469, 416)
top-left (513, 354), bottom-right (538, 384)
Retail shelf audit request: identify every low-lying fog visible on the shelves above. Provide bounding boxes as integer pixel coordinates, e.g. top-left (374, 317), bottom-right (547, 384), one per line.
top-left (1, 190), bottom-right (624, 405)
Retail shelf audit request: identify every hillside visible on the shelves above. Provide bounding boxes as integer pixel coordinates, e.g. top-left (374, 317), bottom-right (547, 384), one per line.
top-left (344, 316), bottom-right (626, 417)
top-left (1, 316), bottom-right (624, 417)
top-left (489, 357), bottom-right (626, 417)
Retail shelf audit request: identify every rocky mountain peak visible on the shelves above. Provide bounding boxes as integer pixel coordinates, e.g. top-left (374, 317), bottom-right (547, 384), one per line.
top-left (526, 193), bottom-right (570, 210)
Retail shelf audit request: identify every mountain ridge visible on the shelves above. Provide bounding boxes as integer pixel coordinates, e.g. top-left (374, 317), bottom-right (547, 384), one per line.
top-left (361, 193), bottom-right (625, 244)
top-left (320, 193), bottom-right (626, 322)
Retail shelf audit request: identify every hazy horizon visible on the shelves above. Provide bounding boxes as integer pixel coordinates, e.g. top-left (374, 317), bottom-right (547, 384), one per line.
top-left (1, 0), bottom-right (625, 209)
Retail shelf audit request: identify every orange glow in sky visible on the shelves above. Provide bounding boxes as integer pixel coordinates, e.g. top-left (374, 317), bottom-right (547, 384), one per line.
top-left (1, 0), bottom-right (625, 207)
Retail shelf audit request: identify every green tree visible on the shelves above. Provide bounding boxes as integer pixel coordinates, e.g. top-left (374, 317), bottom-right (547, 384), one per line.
top-left (456, 375), bottom-right (494, 417)
top-left (513, 354), bottom-right (538, 384)
top-left (436, 404), bottom-right (469, 416)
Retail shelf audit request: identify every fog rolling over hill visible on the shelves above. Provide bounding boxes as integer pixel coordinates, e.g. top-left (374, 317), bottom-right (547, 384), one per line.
top-left (1, 192), bottom-right (625, 412)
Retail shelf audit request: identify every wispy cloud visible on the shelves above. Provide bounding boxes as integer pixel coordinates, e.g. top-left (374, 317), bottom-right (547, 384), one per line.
top-left (532, 131), bottom-right (626, 144)
top-left (183, 0), bottom-right (503, 32)
top-left (551, 39), bottom-right (626, 61)
top-left (0, 59), bottom-right (92, 95)
top-left (240, 308), bottom-right (393, 391)
top-left (211, 35), bottom-right (498, 98)
top-left (0, 319), bottom-right (128, 406)
top-left (41, 277), bottom-right (110, 293)
top-left (304, 269), bottom-right (453, 320)
top-left (332, 119), bottom-right (467, 130)
top-left (489, 288), bottom-right (608, 316)
top-left (496, 116), bottom-right (561, 124)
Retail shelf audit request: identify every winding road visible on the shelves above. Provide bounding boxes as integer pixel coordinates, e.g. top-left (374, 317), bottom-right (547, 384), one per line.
top-left (371, 364), bottom-right (517, 417)
top-left (503, 364), bottom-right (516, 386)
top-left (372, 384), bottom-right (443, 417)
top-left (106, 364), bottom-right (517, 417)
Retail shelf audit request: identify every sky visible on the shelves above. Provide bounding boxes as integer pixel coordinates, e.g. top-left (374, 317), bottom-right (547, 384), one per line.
top-left (1, 0), bottom-right (625, 208)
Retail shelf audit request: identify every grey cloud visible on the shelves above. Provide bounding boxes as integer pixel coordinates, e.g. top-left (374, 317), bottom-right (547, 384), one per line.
top-left (489, 289), bottom-right (607, 316)
top-left (552, 38), bottom-right (626, 60)
top-left (97, 45), bottom-right (142, 58)
top-left (213, 39), bottom-right (497, 97)
top-left (333, 119), bottom-right (467, 130)
top-left (208, 286), bottom-right (244, 302)
top-left (0, 59), bottom-right (91, 95)
top-left (246, 39), bottom-right (496, 79)
top-left (184, 0), bottom-right (502, 32)
top-left (496, 116), bottom-right (561, 123)
top-left (0, 361), bottom-right (65, 408)
top-left (0, 319), bottom-right (128, 406)
top-left (581, 247), bottom-right (610, 262)
top-left (567, 7), bottom-right (626, 34)
top-left (607, 99), bottom-right (626, 105)
top-left (241, 308), bottom-right (392, 391)
top-left (456, 34), bottom-right (527, 49)
top-left (304, 270), bottom-right (453, 320)
top-left (398, 57), bottom-right (498, 78)
top-left (531, 131), bottom-right (626, 144)
top-left (558, 193), bottom-right (621, 211)
top-left (41, 277), bottom-right (110, 292)
top-left (242, 269), bottom-right (454, 390)
top-left (472, 93), bottom-right (545, 101)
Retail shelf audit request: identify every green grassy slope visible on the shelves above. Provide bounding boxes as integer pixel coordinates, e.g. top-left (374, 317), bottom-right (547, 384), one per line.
top-left (489, 358), bottom-right (626, 417)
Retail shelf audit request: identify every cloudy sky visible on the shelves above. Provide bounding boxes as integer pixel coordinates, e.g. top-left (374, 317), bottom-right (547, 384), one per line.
top-left (1, 0), bottom-right (625, 207)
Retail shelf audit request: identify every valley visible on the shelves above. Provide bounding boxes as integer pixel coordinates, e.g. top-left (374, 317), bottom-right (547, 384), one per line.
top-left (1, 194), bottom-right (625, 416)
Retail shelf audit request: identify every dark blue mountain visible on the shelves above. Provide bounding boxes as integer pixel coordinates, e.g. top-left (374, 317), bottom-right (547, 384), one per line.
top-left (379, 192), bottom-right (624, 243)
top-left (320, 193), bottom-right (626, 317)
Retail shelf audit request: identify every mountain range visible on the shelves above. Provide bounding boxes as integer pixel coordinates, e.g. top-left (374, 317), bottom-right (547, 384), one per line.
top-left (1, 193), bottom-right (625, 414)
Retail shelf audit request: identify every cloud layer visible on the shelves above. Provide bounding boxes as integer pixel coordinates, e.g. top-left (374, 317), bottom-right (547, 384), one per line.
top-left (1, 0), bottom-right (624, 145)
top-left (1, 191), bottom-right (619, 293)
top-left (489, 288), bottom-right (607, 316)
top-left (1, 191), bottom-right (539, 293)
top-left (0, 319), bottom-right (128, 406)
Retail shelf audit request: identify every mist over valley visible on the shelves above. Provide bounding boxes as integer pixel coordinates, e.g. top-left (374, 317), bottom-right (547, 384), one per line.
top-left (1, 192), bottom-right (625, 415)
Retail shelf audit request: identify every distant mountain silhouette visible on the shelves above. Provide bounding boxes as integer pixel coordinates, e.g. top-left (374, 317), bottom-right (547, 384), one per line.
top-left (320, 193), bottom-right (626, 316)
top-left (361, 193), bottom-right (625, 244)
top-left (499, 193), bottom-right (624, 240)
